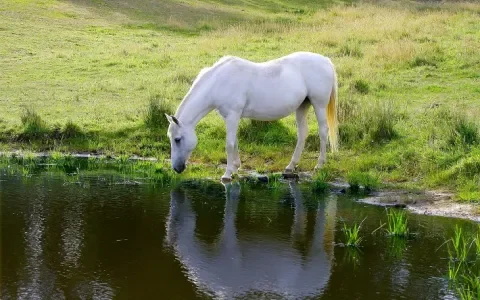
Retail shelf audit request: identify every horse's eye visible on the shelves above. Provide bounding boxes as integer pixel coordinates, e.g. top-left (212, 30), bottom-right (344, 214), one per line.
top-left (174, 137), bottom-right (181, 143)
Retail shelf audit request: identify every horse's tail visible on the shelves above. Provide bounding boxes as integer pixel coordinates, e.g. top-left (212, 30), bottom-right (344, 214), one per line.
top-left (327, 59), bottom-right (339, 152)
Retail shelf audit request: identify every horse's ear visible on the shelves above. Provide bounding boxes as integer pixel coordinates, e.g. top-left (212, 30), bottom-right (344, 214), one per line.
top-left (165, 114), bottom-right (180, 126)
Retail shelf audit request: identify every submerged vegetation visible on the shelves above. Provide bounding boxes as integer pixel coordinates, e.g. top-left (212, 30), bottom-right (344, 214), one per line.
top-left (0, 0), bottom-right (479, 200)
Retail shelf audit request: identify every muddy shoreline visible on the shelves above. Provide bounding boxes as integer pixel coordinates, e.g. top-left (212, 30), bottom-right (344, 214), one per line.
top-left (2, 151), bottom-right (479, 222)
top-left (356, 189), bottom-right (480, 223)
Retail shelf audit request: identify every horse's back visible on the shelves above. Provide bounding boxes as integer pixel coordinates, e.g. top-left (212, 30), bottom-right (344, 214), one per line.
top-left (208, 52), bottom-right (335, 120)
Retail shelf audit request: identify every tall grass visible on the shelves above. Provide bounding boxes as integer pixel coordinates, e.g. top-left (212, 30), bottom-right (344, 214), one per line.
top-left (62, 120), bottom-right (84, 139)
top-left (427, 108), bottom-right (479, 151)
top-left (144, 95), bottom-right (173, 130)
top-left (20, 108), bottom-right (49, 139)
top-left (346, 170), bottom-right (380, 192)
top-left (338, 97), bottom-right (399, 147)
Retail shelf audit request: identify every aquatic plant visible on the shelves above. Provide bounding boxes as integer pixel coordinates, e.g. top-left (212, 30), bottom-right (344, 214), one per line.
top-left (475, 229), bottom-right (480, 258)
top-left (448, 261), bottom-right (464, 281)
top-left (342, 218), bottom-right (366, 247)
top-left (450, 265), bottom-right (480, 300)
top-left (447, 225), bottom-right (472, 263)
top-left (386, 209), bottom-right (409, 237)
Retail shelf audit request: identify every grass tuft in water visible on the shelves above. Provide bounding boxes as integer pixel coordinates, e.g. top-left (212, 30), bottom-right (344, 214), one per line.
top-left (342, 218), bottom-right (366, 247)
top-left (448, 225), bottom-right (472, 263)
top-left (386, 209), bottom-right (409, 237)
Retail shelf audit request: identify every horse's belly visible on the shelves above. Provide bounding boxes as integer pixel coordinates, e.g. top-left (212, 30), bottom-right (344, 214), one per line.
top-left (242, 98), bottom-right (305, 120)
top-left (242, 87), bottom-right (306, 120)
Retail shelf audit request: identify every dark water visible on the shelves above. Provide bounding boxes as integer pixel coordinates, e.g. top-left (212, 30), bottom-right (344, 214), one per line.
top-left (1, 170), bottom-right (474, 299)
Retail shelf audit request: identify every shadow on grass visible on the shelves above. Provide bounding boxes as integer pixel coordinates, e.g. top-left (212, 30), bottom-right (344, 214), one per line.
top-left (238, 120), bottom-right (295, 147)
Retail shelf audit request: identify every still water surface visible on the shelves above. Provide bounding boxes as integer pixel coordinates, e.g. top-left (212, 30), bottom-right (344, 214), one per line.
top-left (1, 170), bottom-right (474, 299)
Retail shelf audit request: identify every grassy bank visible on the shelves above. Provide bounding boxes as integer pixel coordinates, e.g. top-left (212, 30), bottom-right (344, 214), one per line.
top-left (0, 0), bottom-right (479, 199)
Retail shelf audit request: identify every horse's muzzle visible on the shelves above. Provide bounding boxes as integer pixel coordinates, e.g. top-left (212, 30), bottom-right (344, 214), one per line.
top-left (173, 163), bottom-right (186, 174)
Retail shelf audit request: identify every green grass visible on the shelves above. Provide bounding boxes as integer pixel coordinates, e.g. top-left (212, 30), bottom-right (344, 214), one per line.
top-left (267, 173), bottom-right (283, 189)
top-left (0, 0), bottom-right (479, 200)
top-left (347, 170), bottom-right (381, 192)
top-left (311, 169), bottom-right (331, 193)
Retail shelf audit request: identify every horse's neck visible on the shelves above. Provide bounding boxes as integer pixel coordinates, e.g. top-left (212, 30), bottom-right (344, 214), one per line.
top-left (175, 86), bottom-right (212, 128)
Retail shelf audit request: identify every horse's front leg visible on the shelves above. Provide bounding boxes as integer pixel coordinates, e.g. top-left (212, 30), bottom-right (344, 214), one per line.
top-left (222, 114), bottom-right (241, 181)
top-left (233, 138), bottom-right (241, 172)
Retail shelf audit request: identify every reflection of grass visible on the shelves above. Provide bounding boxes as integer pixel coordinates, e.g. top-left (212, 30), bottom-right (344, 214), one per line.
top-left (343, 247), bottom-right (362, 269)
top-left (387, 236), bottom-right (407, 259)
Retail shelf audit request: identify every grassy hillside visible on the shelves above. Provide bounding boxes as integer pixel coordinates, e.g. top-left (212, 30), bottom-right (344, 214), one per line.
top-left (0, 0), bottom-right (479, 199)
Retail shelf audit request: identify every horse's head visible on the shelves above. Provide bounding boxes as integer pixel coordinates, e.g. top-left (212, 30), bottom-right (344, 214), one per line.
top-left (165, 114), bottom-right (198, 173)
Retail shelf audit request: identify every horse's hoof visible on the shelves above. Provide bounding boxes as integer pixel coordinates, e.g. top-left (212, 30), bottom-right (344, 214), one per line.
top-left (221, 176), bottom-right (232, 182)
top-left (284, 168), bottom-right (294, 174)
top-left (282, 172), bottom-right (299, 179)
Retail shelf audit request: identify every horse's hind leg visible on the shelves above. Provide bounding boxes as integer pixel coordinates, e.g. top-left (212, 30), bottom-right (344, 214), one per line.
top-left (285, 101), bottom-right (310, 173)
top-left (312, 104), bottom-right (328, 170)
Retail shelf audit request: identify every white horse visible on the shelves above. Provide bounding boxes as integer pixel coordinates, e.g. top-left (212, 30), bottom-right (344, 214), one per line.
top-left (166, 51), bottom-right (338, 180)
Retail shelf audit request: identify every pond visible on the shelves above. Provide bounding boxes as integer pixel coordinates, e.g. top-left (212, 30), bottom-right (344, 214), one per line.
top-left (0, 161), bottom-right (477, 299)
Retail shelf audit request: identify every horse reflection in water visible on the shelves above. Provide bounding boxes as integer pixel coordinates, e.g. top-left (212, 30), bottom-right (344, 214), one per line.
top-left (165, 181), bottom-right (337, 298)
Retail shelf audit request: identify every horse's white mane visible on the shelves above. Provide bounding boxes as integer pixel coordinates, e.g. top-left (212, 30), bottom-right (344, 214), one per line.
top-left (175, 56), bottom-right (236, 118)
